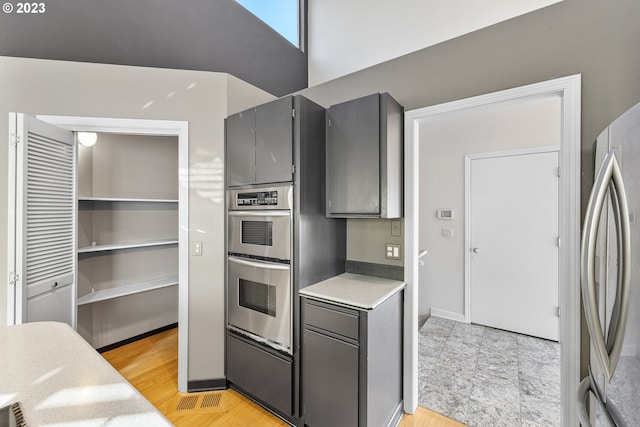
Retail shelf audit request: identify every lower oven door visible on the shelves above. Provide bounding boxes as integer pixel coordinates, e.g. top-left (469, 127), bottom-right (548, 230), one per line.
top-left (227, 255), bottom-right (292, 354)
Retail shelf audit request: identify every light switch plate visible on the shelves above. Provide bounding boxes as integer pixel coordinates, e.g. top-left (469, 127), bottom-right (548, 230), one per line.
top-left (442, 228), bottom-right (454, 238)
top-left (192, 241), bottom-right (203, 256)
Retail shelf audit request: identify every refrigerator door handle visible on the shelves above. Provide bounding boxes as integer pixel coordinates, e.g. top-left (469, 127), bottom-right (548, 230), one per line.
top-left (577, 377), bottom-right (592, 427)
top-left (581, 150), bottom-right (631, 381)
top-left (607, 181), bottom-right (631, 355)
top-left (577, 370), bottom-right (629, 427)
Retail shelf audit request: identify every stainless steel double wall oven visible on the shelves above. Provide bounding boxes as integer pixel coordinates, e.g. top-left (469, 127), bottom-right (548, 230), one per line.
top-left (224, 94), bottom-right (346, 424)
top-left (227, 185), bottom-right (294, 353)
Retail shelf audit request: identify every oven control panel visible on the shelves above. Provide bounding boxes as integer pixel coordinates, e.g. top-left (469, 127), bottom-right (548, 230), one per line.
top-left (236, 191), bottom-right (279, 207)
top-left (236, 191), bottom-right (278, 206)
top-left (228, 185), bottom-right (293, 210)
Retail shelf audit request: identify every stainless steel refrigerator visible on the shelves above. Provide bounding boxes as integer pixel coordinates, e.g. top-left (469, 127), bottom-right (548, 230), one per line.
top-left (579, 101), bottom-right (640, 426)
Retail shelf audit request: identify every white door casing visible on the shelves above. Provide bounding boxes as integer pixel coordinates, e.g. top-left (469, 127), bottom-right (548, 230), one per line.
top-left (7, 113), bottom-right (76, 326)
top-left (467, 147), bottom-right (559, 341)
top-left (404, 74), bottom-right (581, 427)
top-left (7, 114), bottom-right (190, 393)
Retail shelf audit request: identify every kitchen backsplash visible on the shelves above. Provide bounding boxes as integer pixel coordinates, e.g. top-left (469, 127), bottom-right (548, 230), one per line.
top-left (345, 260), bottom-right (404, 281)
top-left (346, 218), bottom-right (404, 267)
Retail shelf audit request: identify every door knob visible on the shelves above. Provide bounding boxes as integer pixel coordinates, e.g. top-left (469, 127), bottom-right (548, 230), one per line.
top-left (472, 247), bottom-right (480, 253)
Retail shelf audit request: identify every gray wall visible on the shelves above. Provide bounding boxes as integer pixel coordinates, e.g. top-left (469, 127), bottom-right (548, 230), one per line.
top-left (0, 0), bottom-right (306, 96)
top-left (0, 56), bottom-right (274, 383)
top-left (298, 0), bottom-right (640, 265)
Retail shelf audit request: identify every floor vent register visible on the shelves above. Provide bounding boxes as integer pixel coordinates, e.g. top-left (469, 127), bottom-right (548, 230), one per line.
top-left (172, 392), bottom-right (224, 414)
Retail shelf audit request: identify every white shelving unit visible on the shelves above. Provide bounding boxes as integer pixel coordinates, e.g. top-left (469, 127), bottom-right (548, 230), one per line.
top-left (77, 275), bottom-right (179, 306)
top-left (78, 196), bottom-right (178, 203)
top-left (77, 238), bottom-right (178, 254)
top-left (76, 133), bottom-right (179, 349)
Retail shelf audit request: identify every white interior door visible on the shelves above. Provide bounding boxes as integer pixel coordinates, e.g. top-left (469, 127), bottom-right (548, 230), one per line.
top-left (7, 113), bottom-right (75, 326)
top-left (469, 148), bottom-right (559, 341)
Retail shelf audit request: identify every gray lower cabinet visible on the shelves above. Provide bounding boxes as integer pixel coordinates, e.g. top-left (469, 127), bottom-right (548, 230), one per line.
top-left (301, 292), bottom-right (403, 427)
top-left (304, 328), bottom-right (359, 426)
top-left (226, 332), bottom-right (293, 417)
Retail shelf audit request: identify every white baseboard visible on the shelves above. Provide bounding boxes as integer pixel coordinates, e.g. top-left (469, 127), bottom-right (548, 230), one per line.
top-left (430, 308), bottom-right (466, 323)
top-left (621, 344), bottom-right (637, 357)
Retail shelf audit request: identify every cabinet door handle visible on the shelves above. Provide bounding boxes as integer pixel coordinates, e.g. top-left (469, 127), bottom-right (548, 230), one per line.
top-left (51, 281), bottom-right (58, 289)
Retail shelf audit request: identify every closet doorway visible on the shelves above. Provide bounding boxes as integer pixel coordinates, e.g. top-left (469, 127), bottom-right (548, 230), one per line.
top-left (7, 115), bottom-right (189, 392)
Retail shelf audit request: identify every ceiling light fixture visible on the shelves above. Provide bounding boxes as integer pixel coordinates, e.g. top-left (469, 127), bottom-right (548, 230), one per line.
top-left (77, 132), bottom-right (98, 147)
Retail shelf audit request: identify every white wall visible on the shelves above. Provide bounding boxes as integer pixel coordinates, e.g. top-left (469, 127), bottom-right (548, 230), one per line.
top-left (0, 57), bottom-right (274, 383)
top-left (418, 95), bottom-right (561, 317)
top-left (227, 74), bottom-right (276, 115)
top-left (308, 0), bottom-right (562, 86)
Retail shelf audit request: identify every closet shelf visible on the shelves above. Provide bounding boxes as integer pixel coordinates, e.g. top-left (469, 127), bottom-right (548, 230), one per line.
top-left (76, 275), bottom-right (179, 306)
top-left (78, 197), bottom-right (178, 203)
top-left (77, 238), bottom-right (178, 253)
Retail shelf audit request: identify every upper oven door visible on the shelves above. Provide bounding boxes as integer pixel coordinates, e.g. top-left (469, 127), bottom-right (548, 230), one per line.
top-left (228, 210), bottom-right (291, 260)
top-left (227, 256), bottom-right (292, 353)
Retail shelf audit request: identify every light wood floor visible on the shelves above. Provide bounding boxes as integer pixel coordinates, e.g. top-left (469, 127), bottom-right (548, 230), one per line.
top-left (102, 327), bottom-right (465, 427)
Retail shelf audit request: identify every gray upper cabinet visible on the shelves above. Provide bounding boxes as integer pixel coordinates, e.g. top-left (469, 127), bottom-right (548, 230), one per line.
top-left (226, 96), bottom-right (293, 187)
top-left (226, 108), bottom-right (256, 187)
top-left (256, 97), bottom-right (294, 184)
top-left (326, 93), bottom-right (403, 218)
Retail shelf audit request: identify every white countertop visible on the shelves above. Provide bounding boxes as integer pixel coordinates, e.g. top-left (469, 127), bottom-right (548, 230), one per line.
top-left (0, 322), bottom-right (172, 427)
top-left (299, 272), bottom-right (405, 310)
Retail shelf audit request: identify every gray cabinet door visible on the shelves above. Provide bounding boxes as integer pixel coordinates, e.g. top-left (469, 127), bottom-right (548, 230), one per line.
top-left (303, 328), bottom-right (359, 427)
top-left (327, 93), bottom-right (380, 215)
top-left (255, 96), bottom-right (293, 184)
top-left (226, 108), bottom-right (256, 186)
top-left (227, 333), bottom-right (293, 416)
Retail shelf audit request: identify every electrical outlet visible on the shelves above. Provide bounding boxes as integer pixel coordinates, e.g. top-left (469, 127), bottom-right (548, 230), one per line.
top-left (385, 243), bottom-right (401, 260)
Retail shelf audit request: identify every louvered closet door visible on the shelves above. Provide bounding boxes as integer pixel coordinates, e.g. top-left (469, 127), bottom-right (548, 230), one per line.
top-left (8, 113), bottom-right (75, 326)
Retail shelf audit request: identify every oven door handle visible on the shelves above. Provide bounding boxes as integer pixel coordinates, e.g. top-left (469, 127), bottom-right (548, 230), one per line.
top-left (228, 255), bottom-right (291, 271)
top-left (228, 210), bottom-right (291, 217)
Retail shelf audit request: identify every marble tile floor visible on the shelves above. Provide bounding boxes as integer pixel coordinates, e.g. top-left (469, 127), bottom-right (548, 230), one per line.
top-left (594, 355), bottom-right (640, 425)
top-left (418, 316), bottom-right (561, 427)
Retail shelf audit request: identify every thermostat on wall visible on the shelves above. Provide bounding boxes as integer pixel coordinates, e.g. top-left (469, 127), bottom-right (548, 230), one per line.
top-left (436, 209), bottom-right (453, 220)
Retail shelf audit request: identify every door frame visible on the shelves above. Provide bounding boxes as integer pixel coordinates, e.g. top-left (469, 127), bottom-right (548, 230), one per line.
top-left (464, 145), bottom-right (560, 329)
top-left (35, 115), bottom-right (189, 393)
top-left (403, 74), bottom-right (581, 426)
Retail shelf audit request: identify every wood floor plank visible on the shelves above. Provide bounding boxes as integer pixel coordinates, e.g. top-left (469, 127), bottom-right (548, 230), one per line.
top-left (102, 327), bottom-right (465, 427)
top-left (398, 406), bottom-right (467, 427)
